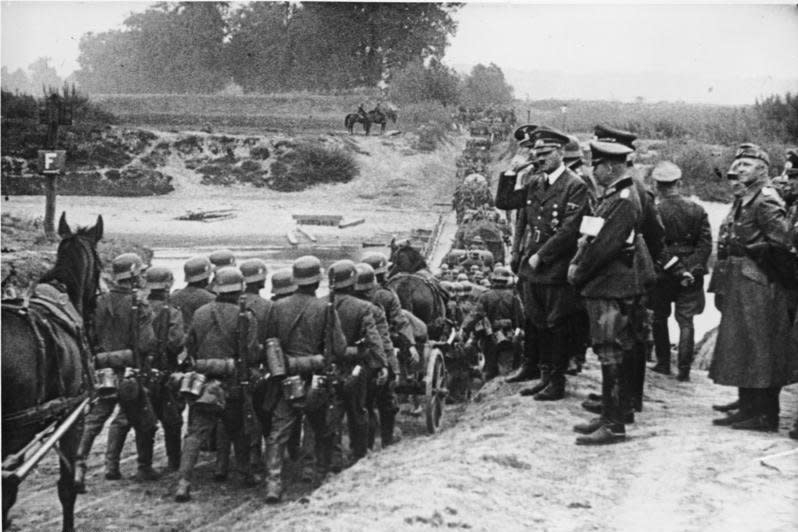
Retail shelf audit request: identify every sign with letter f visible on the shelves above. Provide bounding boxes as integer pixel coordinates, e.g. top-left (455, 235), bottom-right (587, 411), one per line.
top-left (37, 150), bottom-right (67, 175)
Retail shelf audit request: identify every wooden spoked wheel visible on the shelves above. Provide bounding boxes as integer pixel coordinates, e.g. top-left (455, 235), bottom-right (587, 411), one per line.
top-left (425, 347), bottom-right (448, 434)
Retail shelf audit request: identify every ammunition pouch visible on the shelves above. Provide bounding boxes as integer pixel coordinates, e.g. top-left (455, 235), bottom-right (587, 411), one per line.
top-left (282, 375), bottom-right (307, 408)
top-left (194, 378), bottom-right (225, 414)
top-left (95, 349), bottom-right (135, 370)
top-left (304, 374), bottom-right (331, 413)
top-left (286, 354), bottom-right (326, 375)
top-left (96, 367), bottom-right (119, 397)
top-left (194, 358), bottom-right (236, 378)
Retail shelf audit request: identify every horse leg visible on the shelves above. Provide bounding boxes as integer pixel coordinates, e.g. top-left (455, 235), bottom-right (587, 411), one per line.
top-left (57, 419), bottom-right (82, 532)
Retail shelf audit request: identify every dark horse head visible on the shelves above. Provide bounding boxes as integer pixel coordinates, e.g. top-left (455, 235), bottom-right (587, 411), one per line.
top-left (39, 212), bottom-right (104, 323)
top-left (388, 238), bottom-right (428, 277)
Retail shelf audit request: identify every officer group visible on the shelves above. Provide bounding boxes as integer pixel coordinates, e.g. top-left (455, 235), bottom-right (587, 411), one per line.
top-left (72, 122), bottom-right (798, 507)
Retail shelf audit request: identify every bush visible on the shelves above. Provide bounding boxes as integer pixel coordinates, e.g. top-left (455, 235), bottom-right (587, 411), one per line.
top-left (268, 142), bottom-right (358, 192)
top-left (413, 122), bottom-right (448, 152)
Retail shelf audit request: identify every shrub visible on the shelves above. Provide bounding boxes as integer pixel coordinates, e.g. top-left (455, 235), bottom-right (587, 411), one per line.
top-left (268, 142), bottom-right (358, 192)
top-left (413, 122), bottom-right (448, 152)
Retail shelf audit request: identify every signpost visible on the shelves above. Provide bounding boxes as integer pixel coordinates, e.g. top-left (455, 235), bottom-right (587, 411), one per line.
top-left (39, 92), bottom-right (72, 237)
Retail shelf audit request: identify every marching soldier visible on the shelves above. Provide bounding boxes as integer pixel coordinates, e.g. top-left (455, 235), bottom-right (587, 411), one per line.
top-left (143, 267), bottom-right (185, 471)
top-left (649, 162), bottom-right (712, 381)
top-left (709, 144), bottom-right (794, 432)
top-left (568, 141), bottom-right (654, 445)
top-left (170, 256), bottom-right (215, 331)
top-left (495, 126), bottom-right (590, 401)
top-left (326, 260), bottom-right (385, 465)
top-left (208, 249), bottom-right (236, 293)
top-left (354, 263), bottom-right (400, 448)
top-left (74, 253), bottom-right (158, 490)
top-left (460, 266), bottom-right (525, 380)
top-left (262, 256), bottom-right (347, 503)
top-left (175, 266), bottom-right (260, 502)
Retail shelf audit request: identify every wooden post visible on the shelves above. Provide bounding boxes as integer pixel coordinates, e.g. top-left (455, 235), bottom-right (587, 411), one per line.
top-left (43, 115), bottom-right (59, 237)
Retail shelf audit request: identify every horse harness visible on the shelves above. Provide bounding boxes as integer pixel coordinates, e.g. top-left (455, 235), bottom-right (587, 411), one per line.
top-left (2, 282), bottom-right (95, 430)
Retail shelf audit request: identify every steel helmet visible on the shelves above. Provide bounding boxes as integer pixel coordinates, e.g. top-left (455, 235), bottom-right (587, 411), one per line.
top-left (213, 266), bottom-right (244, 294)
top-left (456, 273), bottom-right (469, 282)
top-left (292, 255), bottom-right (322, 286)
top-left (209, 249), bottom-right (236, 269)
top-left (361, 252), bottom-right (388, 275)
top-left (490, 266), bottom-right (513, 286)
top-left (145, 265), bottom-right (174, 290)
top-left (451, 281), bottom-right (463, 296)
top-left (184, 256), bottom-right (212, 283)
top-left (240, 258), bottom-right (268, 283)
top-left (112, 253), bottom-right (144, 282)
top-left (270, 268), bottom-right (296, 296)
top-left (354, 263), bottom-right (376, 291)
top-left (460, 281), bottom-right (473, 295)
top-left (330, 259), bottom-right (357, 290)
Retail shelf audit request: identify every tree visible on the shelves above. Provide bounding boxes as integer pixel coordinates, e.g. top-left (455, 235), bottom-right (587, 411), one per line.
top-left (460, 63), bottom-right (514, 106)
top-left (389, 58), bottom-right (460, 107)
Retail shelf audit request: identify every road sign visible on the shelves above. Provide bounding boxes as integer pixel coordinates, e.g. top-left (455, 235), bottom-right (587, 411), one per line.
top-left (37, 150), bottom-right (66, 175)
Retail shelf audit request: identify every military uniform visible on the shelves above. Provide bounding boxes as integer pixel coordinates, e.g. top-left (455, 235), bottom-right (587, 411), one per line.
top-left (709, 146), bottom-right (794, 431)
top-left (262, 256), bottom-right (346, 502)
top-left (649, 162), bottom-right (712, 380)
top-left (175, 267), bottom-right (260, 501)
top-left (495, 127), bottom-right (590, 399)
top-left (75, 254), bottom-right (158, 487)
top-left (461, 268), bottom-right (524, 379)
top-left (570, 141), bottom-right (653, 444)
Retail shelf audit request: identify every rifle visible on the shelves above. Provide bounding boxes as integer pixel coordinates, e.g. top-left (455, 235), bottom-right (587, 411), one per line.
top-left (237, 296), bottom-right (256, 432)
top-left (325, 268), bottom-right (335, 367)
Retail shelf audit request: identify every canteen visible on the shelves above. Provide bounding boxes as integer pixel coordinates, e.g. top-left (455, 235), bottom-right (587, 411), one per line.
top-left (265, 338), bottom-right (287, 377)
top-left (96, 368), bottom-right (118, 395)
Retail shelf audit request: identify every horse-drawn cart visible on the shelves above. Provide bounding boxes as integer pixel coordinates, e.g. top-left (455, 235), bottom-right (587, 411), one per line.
top-left (394, 339), bottom-right (451, 434)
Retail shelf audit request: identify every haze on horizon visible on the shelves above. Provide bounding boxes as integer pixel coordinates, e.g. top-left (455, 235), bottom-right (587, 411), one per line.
top-left (2, 1), bottom-right (797, 105)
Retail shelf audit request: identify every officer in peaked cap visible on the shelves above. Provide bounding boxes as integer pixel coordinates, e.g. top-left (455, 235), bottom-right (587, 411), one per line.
top-left (649, 161), bottom-right (712, 382)
top-left (568, 139), bottom-right (654, 445)
top-left (563, 136), bottom-right (584, 171)
top-left (708, 143), bottom-right (794, 433)
top-left (261, 255), bottom-right (346, 503)
top-left (325, 260), bottom-right (384, 465)
top-left (269, 268), bottom-right (296, 300)
top-left (236, 259), bottom-right (272, 474)
top-left (514, 123), bottom-right (539, 143)
top-left (171, 256), bottom-right (215, 332)
top-left (594, 124), bottom-right (638, 149)
top-left (75, 252), bottom-right (158, 491)
top-left (143, 266), bottom-right (186, 471)
top-left (778, 148), bottom-right (798, 441)
top-left (495, 126), bottom-right (591, 398)
top-left (354, 263), bottom-right (400, 448)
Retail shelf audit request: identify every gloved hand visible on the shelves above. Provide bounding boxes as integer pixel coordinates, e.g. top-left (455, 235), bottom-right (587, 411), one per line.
top-left (376, 367), bottom-right (389, 386)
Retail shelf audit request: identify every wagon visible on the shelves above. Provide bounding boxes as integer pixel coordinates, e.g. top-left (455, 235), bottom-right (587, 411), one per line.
top-left (394, 340), bottom-right (450, 434)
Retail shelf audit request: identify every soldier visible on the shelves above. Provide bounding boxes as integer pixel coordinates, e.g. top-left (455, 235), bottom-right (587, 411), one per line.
top-left (361, 252), bottom-right (420, 370)
top-left (354, 263), bottom-right (399, 448)
top-left (495, 127), bottom-right (590, 400)
top-left (144, 267), bottom-right (185, 471)
top-left (649, 162), bottom-right (712, 381)
top-left (270, 268), bottom-right (297, 301)
top-left (325, 260), bottom-right (385, 465)
top-left (208, 249), bottom-right (236, 293)
top-left (709, 144), bottom-right (794, 432)
top-left (74, 253), bottom-right (158, 490)
top-left (568, 141), bottom-right (653, 445)
top-left (175, 266), bottom-right (260, 502)
top-left (170, 256), bottom-right (215, 331)
top-left (460, 267), bottom-right (525, 380)
top-left (262, 256), bottom-right (347, 503)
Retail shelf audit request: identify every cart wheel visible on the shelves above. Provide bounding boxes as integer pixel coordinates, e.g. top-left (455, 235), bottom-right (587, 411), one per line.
top-left (425, 347), bottom-right (448, 434)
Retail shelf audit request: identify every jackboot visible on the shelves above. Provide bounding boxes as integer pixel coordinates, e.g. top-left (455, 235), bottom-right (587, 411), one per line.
top-left (164, 428), bottom-right (182, 472)
top-left (519, 366), bottom-right (550, 396)
top-left (104, 421), bottom-right (128, 480)
top-left (134, 429), bottom-right (160, 481)
top-left (505, 363), bottom-right (540, 383)
top-left (265, 443), bottom-right (283, 503)
top-left (624, 348), bottom-right (645, 412)
top-left (214, 422), bottom-right (230, 481)
top-left (534, 372), bottom-right (565, 401)
top-left (380, 408), bottom-right (397, 447)
top-left (652, 318), bottom-right (671, 375)
top-left (576, 363), bottom-right (626, 446)
top-left (174, 478), bottom-right (191, 502)
top-left (676, 323), bottom-right (695, 380)
top-left (713, 388), bottom-right (754, 426)
top-left (73, 460), bottom-right (87, 494)
top-left (506, 329), bottom-right (540, 383)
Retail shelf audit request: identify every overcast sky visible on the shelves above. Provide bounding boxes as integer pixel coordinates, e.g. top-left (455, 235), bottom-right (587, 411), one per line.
top-left (2, 1), bottom-right (797, 103)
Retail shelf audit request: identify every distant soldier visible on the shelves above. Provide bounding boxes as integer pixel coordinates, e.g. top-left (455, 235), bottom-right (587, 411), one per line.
top-left (262, 256), bottom-right (347, 503)
top-left (569, 141), bottom-right (653, 445)
top-left (460, 267), bottom-right (524, 380)
top-left (170, 256), bottom-right (215, 331)
top-left (208, 249), bottom-right (236, 293)
top-left (495, 127), bottom-right (590, 401)
top-left (354, 263), bottom-right (399, 448)
top-left (325, 260), bottom-right (385, 465)
top-left (174, 267), bottom-right (260, 502)
top-left (649, 162), bottom-right (712, 381)
top-left (74, 253), bottom-right (158, 490)
top-left (144, 267), bottom-right (185, 471)
top-left (709, 144), bottom-right (794, 432)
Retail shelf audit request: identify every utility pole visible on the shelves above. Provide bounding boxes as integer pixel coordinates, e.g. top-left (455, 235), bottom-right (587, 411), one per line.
top-left (39, 90), bottom-right (72, 237)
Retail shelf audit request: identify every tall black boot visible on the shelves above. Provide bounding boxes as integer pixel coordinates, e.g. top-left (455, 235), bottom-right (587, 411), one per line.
top-left (576, 363), bottom-right (626, 445)
top-left (624, 346), bottom-right (645, 413)
top-left (536, 325), bottom-right (568, 401)
top-left (652, 319), bottom-right (671, 375)
top-left (676, 322), bottom-right (695, 381)
top-left (164, 426), bottom-right (182, 471)
top-left (134, 429), bottom-right (160, 481)
top-left (519, 366), bottom-right (550, 396)
top-left (506, 324), bottom-right (540, 383)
